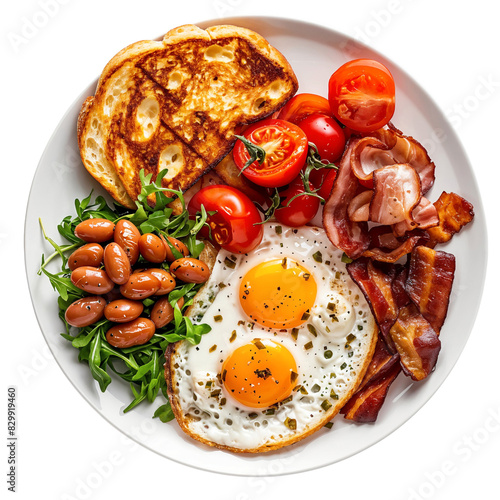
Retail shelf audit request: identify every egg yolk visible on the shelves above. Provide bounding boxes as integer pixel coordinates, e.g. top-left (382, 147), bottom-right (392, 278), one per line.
top-left (239, 258), bottom-right (317, 328)
top-left (221, 339), bottom-right (298, 408)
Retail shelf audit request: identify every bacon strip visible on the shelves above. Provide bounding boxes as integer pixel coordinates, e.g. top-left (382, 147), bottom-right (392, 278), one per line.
top-left (323, 139), bottom-right (370, 258)
top-left (370, 164), bottom-right (422, 225)
top-left (346, 258), bottom-right (397, 348)
top-left (351, 123), bottom-right (436, 194)
top-left (405, 246), bottom-right (456, 333)
top-left (362, 230), bottom-right (429, 263)
top-left (426, 191), bottom-right (474, 246)
top-left (341, 336), bottom-right (401, 422)
top-left (389, 303), bottom-right (441, 381)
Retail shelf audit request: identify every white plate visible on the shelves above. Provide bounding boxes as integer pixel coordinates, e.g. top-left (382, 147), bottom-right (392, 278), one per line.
top-left (24, 16), bottom-right (487, 476)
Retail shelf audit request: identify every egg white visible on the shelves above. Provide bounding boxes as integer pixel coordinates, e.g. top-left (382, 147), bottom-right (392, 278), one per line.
top-left (168, 223), bottom-right (377, 452)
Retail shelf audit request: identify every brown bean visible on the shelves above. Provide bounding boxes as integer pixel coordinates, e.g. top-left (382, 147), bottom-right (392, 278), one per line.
top-left (106, 318), bottom-right (155, 348)
top-left (71, 266), bottom-right (115, 294)
top-left (74, 218), bottom-right (115, 243)
top-left (104, 299), bottom-right (143, 323)
top-left (68, 243), bottom-right (104, 271)
top-left (162, 235), bottom-right (189, 262)
top-left (150, 297), bottom-right (174, 329)
top-left (169, 258), bottom-right (210, 283)
top-left (139, 233), bottom-right (167, 263)
top-left (65, 296), bottom-right (105, 327)
top-left (103, 242), bottom-right (131, 285)
top-left (145, 268), bottom-right (176, 295)
top-left (114, 220), bottom-right (141, 265)
top-left (119, 272), bottom-right (161, 300)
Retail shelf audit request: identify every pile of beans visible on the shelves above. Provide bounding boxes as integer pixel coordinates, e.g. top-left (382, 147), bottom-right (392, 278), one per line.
top-left (64, 218), bottom-right (210, 348)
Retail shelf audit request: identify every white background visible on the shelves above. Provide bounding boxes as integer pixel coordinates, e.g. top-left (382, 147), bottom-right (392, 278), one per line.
top-left (2, 0), bottom-right (499, 499)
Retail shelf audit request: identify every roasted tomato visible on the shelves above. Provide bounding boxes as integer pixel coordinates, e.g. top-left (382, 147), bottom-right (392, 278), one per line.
top-left (277, 93), bottom-right (332, 124)
top-left (187, 185), bottom-right (263, 254)
top-left (233, 119), bottom-right (308, 188)
top-left (328, 59), bottom-right (396, 132)
top-left (275, 176), bottom-right (320, 227)
top-left (298, 113), bottom-right (346, 162)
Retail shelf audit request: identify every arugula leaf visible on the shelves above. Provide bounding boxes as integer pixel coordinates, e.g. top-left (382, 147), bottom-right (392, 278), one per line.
top-left (39, 266), bottom-right (84, 301)
top-left (89, 334), bottom-right (112, 392)
top-left (153, 402), bottom-right (175, 423)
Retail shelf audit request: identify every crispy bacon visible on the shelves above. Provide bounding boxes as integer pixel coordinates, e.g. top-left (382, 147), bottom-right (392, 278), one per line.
top-left (389, 303), bottom-right (441, 381)
top-left (341, 337), bottom-right (401, 422)
top-left (391, 265), bottom-right (410, 308)
top-left (426, 191), bottom-right (474, 246)
top-left (362, 230), bottom-right (429, 263)
top-left (405, 246), bottom-right (456, 333)
top-left (348, 247), bottom-right (452, 383)
top-left (323, 139), bottom-right (370, 258)
top-left (346, 258), bottom-right (397, 348)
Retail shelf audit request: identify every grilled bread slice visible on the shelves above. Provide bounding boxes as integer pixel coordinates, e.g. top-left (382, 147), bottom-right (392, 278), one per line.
top-left (105, 67), bottom-right (209, 202)
top-left (77, 24), bottom-right (298, 207)
top-left (138, 24), bottom-right (299, 165)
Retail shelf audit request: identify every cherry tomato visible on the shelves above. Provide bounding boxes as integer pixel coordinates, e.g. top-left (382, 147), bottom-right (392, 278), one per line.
top-left (316, 168), bottom-right (338, 200)
top-left (275, 176), bottom-right (320, 227)
top-left (298, 113), bottom-right (346, 162)
top-left (328, 58), bottom-right (396, 132)
top-left (278, 93), bottom-right (332, 124)
top-left (187, 185), bottom-right (263, 254)
top-left (74, 218), bottom-right (115, 243)
top-left (233, 119), bottom-right (308, 188)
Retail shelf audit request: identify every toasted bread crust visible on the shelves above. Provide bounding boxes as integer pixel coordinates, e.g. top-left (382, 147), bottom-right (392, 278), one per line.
top-left (77, 24), bottom-right (298, 208)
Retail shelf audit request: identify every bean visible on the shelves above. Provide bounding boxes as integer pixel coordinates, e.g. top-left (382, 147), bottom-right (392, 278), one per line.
top-left (145, 268), bottom-right (176, 295)
top-left (71, 266), bottom-right (114, 294)
top-left (103, 242), bottom-right (131, 285)
top-left (163, 235), bottom-right (189, 262)
top-left (104, 299), bottom-right (143, 323)
top-left (64, 296), bottom-right (105, 327)
top-left (139, 233), bottom-right (167, 263)
top-left (114, 220), bottom-right (141, 265)
top-left (68, 243), bottom-right (104, 271)
top-left (119, 272), bottom-right (161, 300)
top-left (106, 318), bottom-right (155, 348)
top-left (74, 218), bottom-right (115, 243)
top-left (169, 258), bottom-right (210, 283)
top-left (150, 297), bottom-right (174, 328)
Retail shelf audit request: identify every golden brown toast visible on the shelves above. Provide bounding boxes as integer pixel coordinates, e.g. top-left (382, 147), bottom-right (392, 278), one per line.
top-left (77, 24), bottom-right (298, 207)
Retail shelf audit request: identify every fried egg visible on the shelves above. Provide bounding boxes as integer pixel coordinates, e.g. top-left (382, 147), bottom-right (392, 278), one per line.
top-left (166, 223), bottom-right (377, 453)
